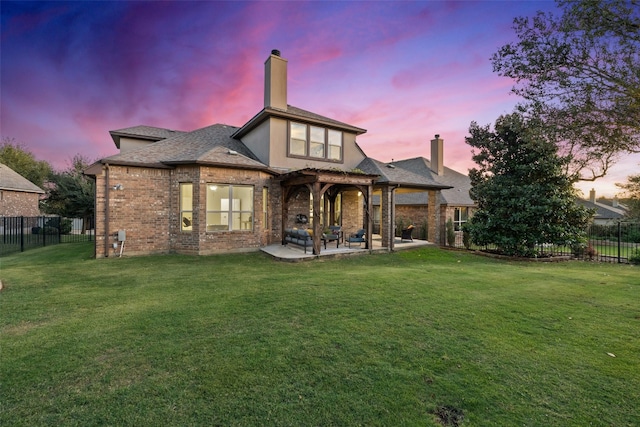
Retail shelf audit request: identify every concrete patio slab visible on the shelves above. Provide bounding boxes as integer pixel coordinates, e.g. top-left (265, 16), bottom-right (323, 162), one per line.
top-left (260, 236), bottom-right (433, 261)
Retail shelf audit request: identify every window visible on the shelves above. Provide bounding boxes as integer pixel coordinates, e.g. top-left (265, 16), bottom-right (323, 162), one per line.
top-left (206, 184), bottom-right (254, 231)
top-left (289, 122), bottom-right (307, 156)
top-left (289, 122), bottom-right (342, 161)
top-left (310, 126), bottom-right (325, 158)
top-left (262, 187), bottom-right (268, 227)
top-left (454, 207), bottom-right (469, 231)
top-left (328, 129), bottom-right (342, 160)
top-left (180, 183), bottom-right (193, 231)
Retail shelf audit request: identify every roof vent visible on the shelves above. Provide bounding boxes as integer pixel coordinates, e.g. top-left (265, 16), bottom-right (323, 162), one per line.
top-left (271, 49), bottom-right (281, 57)
top-left (228, 150), bottom-right (238, 155)
top-left (387, 164), bottom-right (396, 168)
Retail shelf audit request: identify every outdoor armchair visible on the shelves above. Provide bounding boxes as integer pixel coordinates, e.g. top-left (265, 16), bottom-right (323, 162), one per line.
top-left (401, 225), bottom-right (414, 242)
top-left (347, 228), bottom-right (366, 247)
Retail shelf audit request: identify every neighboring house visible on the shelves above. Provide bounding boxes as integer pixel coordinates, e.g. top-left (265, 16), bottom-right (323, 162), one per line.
top-left (85, 50), bottom-right (463, 258)
top-left (577, 189), bottom-right (628, 225)
top-left (0, 163), bottom-right (45, 217)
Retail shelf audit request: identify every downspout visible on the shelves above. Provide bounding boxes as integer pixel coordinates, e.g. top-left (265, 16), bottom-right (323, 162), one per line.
top-left (104, 163), bottom-right (110, 258)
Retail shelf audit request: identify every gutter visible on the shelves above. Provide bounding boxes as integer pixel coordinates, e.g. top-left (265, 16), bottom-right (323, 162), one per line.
top-left (104, 163), bottom-right (110, 258)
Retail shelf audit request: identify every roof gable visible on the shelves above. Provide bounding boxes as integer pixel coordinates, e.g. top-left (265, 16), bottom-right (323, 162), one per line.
top-left (232, 105), bottom-right (366, 139)
top-left (0, 163), bottom-right (45, 193)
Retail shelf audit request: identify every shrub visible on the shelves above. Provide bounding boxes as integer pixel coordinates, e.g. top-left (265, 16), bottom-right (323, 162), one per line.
top-left (446, 218), bottom-right (455, 246)
top-left (395, 217), bottom-right (408, 237)
top-left (44, 217), bottom-right (72, 235)
top-left (629, 249), bottom-right (640, 265)
top-left (462, 227), bottom-right (471, 249)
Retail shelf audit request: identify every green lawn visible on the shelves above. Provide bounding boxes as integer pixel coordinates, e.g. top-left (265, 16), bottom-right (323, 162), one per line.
top-left (1, 243), bottom-right (638, 426)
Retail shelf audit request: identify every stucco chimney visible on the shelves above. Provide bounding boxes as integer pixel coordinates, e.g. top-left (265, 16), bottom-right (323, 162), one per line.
top-left (612, 197), bottom-right (619, 208)
top-left (589, 188), bottom-right (596, 204)
top-left (430, 134), bottom-right (444, 176)
top-left (264, 49), bottom-right (287, 110)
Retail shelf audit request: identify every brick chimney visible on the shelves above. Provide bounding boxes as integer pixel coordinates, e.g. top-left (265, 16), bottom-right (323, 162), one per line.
top-left (430, 134), bottom-right (444, 176)
top-left (264, 49), bottom-right (287, 110)
top-left (589, 188), bottom-right (596, 204)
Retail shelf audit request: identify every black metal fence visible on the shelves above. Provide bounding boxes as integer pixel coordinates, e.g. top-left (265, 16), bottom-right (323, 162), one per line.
top-left (0, 216), bottom-right (94, 256)
top-left (444, 221), bottom-right (640, 264)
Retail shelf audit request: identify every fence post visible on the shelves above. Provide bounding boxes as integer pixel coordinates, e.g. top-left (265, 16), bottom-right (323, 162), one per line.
top-left (20, 216), bottom-right (24, 252)
top-left (617, 221), bottom-right (621, 264)
top-left (42, 216), bottom-right (46, 247)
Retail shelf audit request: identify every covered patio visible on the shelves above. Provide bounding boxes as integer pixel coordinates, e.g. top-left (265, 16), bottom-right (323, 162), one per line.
top-left (278, 168), bottom-right (379, 255)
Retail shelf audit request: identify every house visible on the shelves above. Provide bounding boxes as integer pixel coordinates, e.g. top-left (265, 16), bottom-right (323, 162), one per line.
top-left (0, 163), bottom-right (45, 217)
top-left (577, 188), bottom-right (628, 225)
top-left (85, 50), bottom-right (469, 258)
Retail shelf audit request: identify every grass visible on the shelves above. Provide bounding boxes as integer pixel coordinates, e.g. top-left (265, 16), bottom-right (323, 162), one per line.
top-left (1, 243), bottom-right (639, 426)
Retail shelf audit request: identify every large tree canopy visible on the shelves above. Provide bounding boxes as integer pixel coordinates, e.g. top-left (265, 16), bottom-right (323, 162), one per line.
top-left (616, 174), bottom-right (640, 220)
top-left (42, 155), bottom-right (95, 232)
top-left (492, 0), bottom-right (640, 181)
top-left (0, 137), bottom-right (53, 188)
top-left (465, 113), bottom-right (593, 257)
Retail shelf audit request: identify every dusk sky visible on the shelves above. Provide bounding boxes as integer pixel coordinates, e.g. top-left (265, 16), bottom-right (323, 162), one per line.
top-left (1, 1), bottom-right (638, 197)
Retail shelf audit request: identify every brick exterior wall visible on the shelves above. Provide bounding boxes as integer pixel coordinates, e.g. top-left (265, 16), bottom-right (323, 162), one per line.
top-left (0, 190), bottom-right (41, 217)
top-left (94, 165), bottom-right (172, 258)
top-left (94, 164), bottom-right (278, 258)
top-left (394, 202), bottom-right (472, 245)
top-left (340, 190), bottom-right (364, 237)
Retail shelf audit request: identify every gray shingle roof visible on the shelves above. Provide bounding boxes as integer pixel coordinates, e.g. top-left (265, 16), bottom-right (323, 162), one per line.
top-left (357, 157), bottom-right (451, 190)
top-left (109, 125), bottom-right (187, 148)
top-left (232, 104), bottom-right (366, 139)
top-left (0, 163), bottom-right (45, 193)
top-left (576, 199), bottom-right (626, 220)
top-left (100, 124), bottom-right (267, 170)
top-left (390, 157), bottom-right (474, 205)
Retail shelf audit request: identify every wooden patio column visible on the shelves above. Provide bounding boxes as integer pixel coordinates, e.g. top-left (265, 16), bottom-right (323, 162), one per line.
top-left (366, 183), bottom-right (373, 250)
top-left (311, 181), bottom-right (322, 255)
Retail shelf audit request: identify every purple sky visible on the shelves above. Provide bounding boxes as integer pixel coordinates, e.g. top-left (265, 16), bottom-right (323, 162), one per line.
top-left (1, 1), bottom-right (637, 197)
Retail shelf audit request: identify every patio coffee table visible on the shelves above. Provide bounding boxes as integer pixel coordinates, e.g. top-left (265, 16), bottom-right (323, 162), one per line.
top-left (322, 233), bottom-right (340, 249)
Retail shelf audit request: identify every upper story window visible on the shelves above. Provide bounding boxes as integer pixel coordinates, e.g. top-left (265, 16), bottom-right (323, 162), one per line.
top-left (328, 129), bottom-right (342, 160)
top-left (289, 122), bottom-right (342, 162)
top-left (290, 122), bottom-right (307, 156)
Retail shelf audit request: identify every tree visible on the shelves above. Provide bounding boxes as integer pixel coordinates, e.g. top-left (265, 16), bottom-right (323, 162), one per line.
top-left (492, 0), bottom-right (640, 181)
top-left (465, 113), bottom-right (593, 257)
top-left (0, 137), bottom-right (53, 188)
top-left (42, 155), bottom-right (95, 233)
top-left (616, 173), bottom-right (640, 220)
